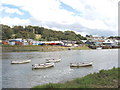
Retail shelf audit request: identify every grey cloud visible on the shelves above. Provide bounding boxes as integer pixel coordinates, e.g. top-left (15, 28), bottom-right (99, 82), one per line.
top-left (30, 18), bottom-right (117, 36)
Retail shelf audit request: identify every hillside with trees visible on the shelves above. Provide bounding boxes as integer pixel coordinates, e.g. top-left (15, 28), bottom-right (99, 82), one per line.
top-left (1, 24), bottom-right (86, 41)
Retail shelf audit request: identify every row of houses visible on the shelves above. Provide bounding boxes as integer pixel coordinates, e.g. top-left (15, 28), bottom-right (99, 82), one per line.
top-left (1, 36), bottom-right (119, 47)
top-left (1, 38), bottom-right (78, 47)
top-left (1, 38), bottom-right (65, 46)
top-left (84, 37), bottom-right (119, 47)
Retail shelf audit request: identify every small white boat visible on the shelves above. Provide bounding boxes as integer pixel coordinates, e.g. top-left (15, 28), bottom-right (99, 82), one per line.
top-left (96, 47), bottom-right (102, 49)
top-left (11, 60), bottom-right (31, 64)
top-left (70, 62), bottom-right (92, 67)
top-left (32, 62), bottom-right (54, 69)
top-left (46, 58), bottom-right (61, 63)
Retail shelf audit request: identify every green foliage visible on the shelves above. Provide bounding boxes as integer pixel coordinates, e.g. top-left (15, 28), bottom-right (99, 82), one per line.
top-left (2, 24), bottom-right (13, 40)
top-left (33, 83), bottom-right (62, 88)
top-left (75, 41), bottom-right (83, 44)
top-left (13, 26), bottom-right (24, 33)
top-left (72, 46), bottom-right (91, 50)
top-left (63, 31), bottom-right (79, 40)
top-left (1, 24), bottom-right (86, 41)
top-left (77, 34), bottom-right (87, 40)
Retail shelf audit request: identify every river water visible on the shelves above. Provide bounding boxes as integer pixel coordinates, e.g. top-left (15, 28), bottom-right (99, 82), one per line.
top-left (1, 49), bottom-right (118, 88)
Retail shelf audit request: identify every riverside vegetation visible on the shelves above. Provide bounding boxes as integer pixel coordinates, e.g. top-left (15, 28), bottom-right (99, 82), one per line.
top-left (32, 67), bottom-right (119, 88)
top-left (2, 45), bottom-right (91, 52)
top-left (2, 45), bottom-right (68, 52)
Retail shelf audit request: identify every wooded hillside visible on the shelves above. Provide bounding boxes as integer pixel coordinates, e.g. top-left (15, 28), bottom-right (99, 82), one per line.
top-left (1, 24), bottom-right (86, 41)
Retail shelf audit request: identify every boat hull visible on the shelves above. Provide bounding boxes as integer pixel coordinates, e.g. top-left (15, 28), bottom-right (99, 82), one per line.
top-left (96, 47), bottom-right (102, 49)
top-left (32, 63), bottom-right (54, 69)
top-left (46, 59), bottom-right (61, 63)
top-left (11, 60), bottom-right (31, 64)
top-left (70, 62), bottom-right (92, 67)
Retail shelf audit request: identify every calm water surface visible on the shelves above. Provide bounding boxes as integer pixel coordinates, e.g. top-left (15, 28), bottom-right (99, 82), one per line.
top-left (2, 49), bottom-right (118, 88)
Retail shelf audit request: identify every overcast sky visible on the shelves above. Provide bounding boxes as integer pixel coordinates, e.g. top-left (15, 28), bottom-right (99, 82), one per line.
top-left (0, 0), bottom-right (119, 36)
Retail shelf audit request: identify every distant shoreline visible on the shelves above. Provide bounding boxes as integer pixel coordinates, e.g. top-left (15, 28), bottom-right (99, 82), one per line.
top-left (1, 45), bottom-right (91, 52)
top-left (2, 45), bottom-right (68, 52)
top-left (2, 45), bottom-right (119, 52)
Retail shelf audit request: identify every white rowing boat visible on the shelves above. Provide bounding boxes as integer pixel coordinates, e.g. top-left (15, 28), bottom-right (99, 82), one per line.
top-left (46, 58), bottom-right (61, 63)
top-left (11, 60), bottom-right (31, 64)
top-left (96, 47), bottom-right (102, 49)
top-left (32, 62), bottom-right (54, 69)
top-left (70, 62), bottom-right (92, 67)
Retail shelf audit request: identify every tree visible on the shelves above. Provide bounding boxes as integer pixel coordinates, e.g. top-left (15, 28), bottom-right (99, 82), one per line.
top-left (76, 41), bottom-right (83, 44)
top-left (77, 34), bottom-right (87, 40)
top-left (2, 25), bottom-right (13, 40)
top-left (12, 26), bottom-right (24, 34)
top-left (25, 25), bottom-right (34, 33)
top-left (62, 31), bottom-right (79, 40)
top-left (1, 24), bottom-right (87, 41)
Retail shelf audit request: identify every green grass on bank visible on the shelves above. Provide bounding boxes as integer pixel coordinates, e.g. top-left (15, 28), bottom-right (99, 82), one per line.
top-left (32, 67), bottom-right (119, 88)
top-left (2, 45), bottom-right (60, 47)
top-left (2, 45), bottom-right (91, 52)
top-left (72, 46), bottom-right (91, 50)
top-left (2, 45), bottom-right (70, 52)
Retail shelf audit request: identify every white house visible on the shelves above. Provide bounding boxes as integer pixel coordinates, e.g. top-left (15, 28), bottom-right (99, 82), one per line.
top-left (103, 40), bottom-right (116, 46)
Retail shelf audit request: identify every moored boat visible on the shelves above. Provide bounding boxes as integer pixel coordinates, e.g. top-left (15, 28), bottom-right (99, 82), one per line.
top-left (70, 62), bottom-right (92, 67)
top-left (32, 62), bottom-right (54, 69)
top-left (11, 60), bottom-right (31, 64)
top-left (46, 58), bottom-right (61, 63)
top-left (96, 47), bottom-right (102, 49)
